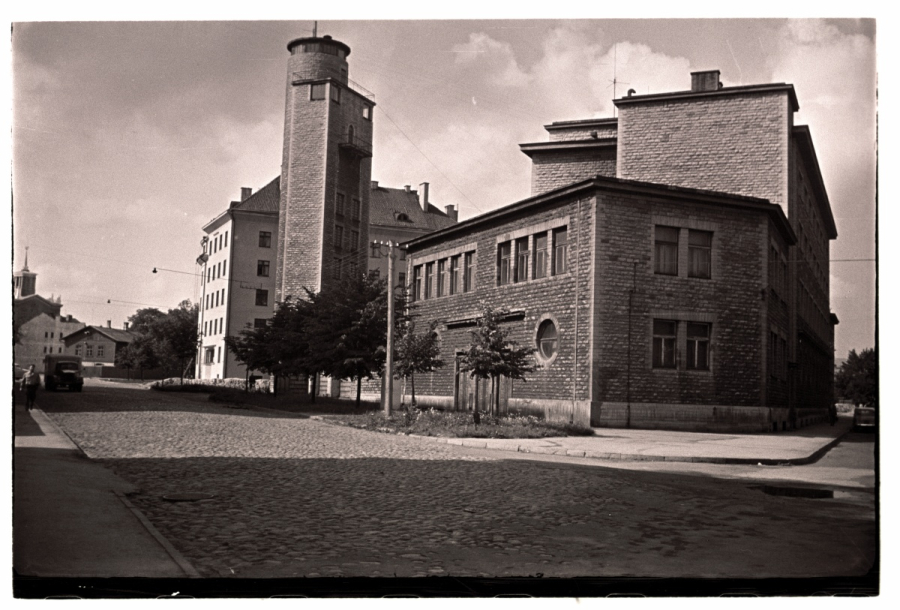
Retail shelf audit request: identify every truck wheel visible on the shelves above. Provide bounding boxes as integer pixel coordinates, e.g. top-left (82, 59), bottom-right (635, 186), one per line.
top-left (75, 384), bottom-right (83, 392)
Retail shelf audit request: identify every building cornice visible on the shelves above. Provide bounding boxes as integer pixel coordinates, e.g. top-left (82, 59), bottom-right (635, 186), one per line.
top-left (519, 139), bottom-right (617, 158)
top-left (614, 83), bottom-right (800, 113)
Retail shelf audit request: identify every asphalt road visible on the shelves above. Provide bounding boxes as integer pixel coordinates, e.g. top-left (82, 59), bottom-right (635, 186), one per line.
top-left (25, 379), bottom-right (878, 583)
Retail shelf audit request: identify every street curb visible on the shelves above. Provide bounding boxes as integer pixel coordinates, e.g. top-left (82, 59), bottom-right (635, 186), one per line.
top-left (407, 430), bottom-right (850, 466)
top-left (114, 491), bottom-right (201, 578)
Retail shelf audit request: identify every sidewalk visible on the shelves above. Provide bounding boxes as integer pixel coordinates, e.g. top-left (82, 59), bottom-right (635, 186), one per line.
top-left (13, 400), bottom-right (198, 579)
top-left (413, 417), bottom-right (854, 465)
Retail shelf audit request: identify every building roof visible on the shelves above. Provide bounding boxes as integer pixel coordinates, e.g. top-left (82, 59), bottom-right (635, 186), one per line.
top-left (614, 82), bottom-right (800, 113)
top-left (369, 185), bottom-right (457, 232)
top-left (13, 294), bottom-right (64, 327)
top-left (793, 126), bottom-right (838, 240)
top-left (63, 325), bottom-right (137, 345)
top-left (233, 177), bottom-right (280, 214)
top-left (406, 174), bottom-right (797, 250)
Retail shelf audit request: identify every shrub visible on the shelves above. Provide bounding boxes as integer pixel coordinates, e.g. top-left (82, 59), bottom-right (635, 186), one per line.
top-left (148, 377), bottom-right (272, 393)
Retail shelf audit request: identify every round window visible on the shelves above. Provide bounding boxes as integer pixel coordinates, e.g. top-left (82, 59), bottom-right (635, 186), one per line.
top-left (536, 319), bottom-right (558, 360)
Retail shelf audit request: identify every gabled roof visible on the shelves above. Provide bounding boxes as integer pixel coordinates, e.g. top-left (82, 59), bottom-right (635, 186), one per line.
top-left (63, 325), bottom-right (137, 345)
top-left (369, 185), bottom-right (457, 232)
top-left (233, 177), bottom-right (280, 214)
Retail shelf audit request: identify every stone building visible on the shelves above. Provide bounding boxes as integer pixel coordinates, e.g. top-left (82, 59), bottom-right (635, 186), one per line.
top-left (405, 70), bottom-right (837, 432)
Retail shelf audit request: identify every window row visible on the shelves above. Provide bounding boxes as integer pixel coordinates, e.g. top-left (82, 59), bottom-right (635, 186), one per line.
top-left (73, 344), bottom-right (105, 358)
top-left (203, 317), bottom-right (225, 337)
top-left (210, 231), bottom-right (229, 255)
top-left (654, 226), bottom-right (712, 279)
top-left (412, 251), bottom-right (476, 302)
top-left (333, 225), bottom-right (360, 251)
top-left (652, 319), bottom-right (711, 370)
top-left (43, 346), bottom-right (63, 354)
top-left (205, 288), bottom-right (226, 310)
top-left (335, 193), bottom-right (362, 220)
top-left (206, 259), bottom-right (228, 283)
top-left (498, 227), bottom-right (568, 286)
top-left (370, 243), bottom-right (407, 260)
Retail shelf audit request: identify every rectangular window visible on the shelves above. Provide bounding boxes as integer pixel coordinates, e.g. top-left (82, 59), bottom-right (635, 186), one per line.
top-left (330, 84), bottom-right (341, 103)
top-left (533, 233), bottom-right (548, 279)
top-left (437, 259), bottom-right (446, 297)
top-left (255, 289), bottom-right (268, 307)
top-left (498, 241), bottom-right (512, 286)
top-left (97, 345), bottom-right (105, 358)
top-left (413, 265), bottom-right (422, 302)
top-left (259, 231), bottom-right (272, 248)
top-left (398, 272), bottom-right (406, 291)
top-left (311, 83), bottom-right (326, 100)
top-left (515, 237), bottom-right (529, 283)
top-left (363, 105), bottom-right (372, 120)
top-left (254, 318), bottom-right (267, 329)
top-left (449, 256), bottom-right (460, 295)
top-left (75, 345), bottom-right (82, 356)
top-left (207, 268), bottom-right (211, 283)
top-left (552, 227), bottom-right (568, 275)
top-left (205, 347), bottom-right (215, 364)
top-left (686, 323), bottom-right (710, 370)
top-left (652, 320), bottom-right (677, 369)
top-left (655, 226), bottom-right (678, 275)
top-left (218, 347), bottom-right (222, 363)
top-left (351, 198), bottom-right (361, 220)
top-left (424, 262), bottom-right (434, 299)
top-left (349, 261), bottom-right (358, 277)
top-left (215, 291), bottom-right (219, 308)
top-left (351, 230), bottom-right (359, 251)
top-left (334, 225), bottom-right (344, 249)
top-left (43, 346), bottom-right (47, 353)
top-left (86, 344), bottom-right (94, 358)
top-left (336, 192), bottom-right (345, 216)
top-left (222, 260), bottom-right (227, 277)
top-left (332, 258), bottom-right (342, 280)
top-left (257, 260), bottom-right (270, 277)
top-left (203, 321), bottom-right (207, 336)
top-left (371, 242), bottom-right (381, 258)
top-left (464, 252), bottom-right (475, 292)
top-left (688, 230), bottom-right (712, 279)
top-left (224, 231), bottom-right (228, 247)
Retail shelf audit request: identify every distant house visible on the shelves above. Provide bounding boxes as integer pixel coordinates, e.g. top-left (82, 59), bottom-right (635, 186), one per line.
top-left (13, 256), bottom-right (85, 370)
top-left (63, 324), bottom-right (137, 367)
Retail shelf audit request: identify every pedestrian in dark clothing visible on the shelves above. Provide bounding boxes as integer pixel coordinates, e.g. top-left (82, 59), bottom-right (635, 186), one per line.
top-left (20, 365), bottom-right (40, 410)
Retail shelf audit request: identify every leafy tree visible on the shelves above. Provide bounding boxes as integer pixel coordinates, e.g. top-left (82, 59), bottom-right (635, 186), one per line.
top-left (304, 272), bottom-right (390, 408)
top-left (116, 333), bottom-right (161, 379)
top-left (127, 308), bottom-right (166, 335)
top-left (394, 319), bottom-right (444, 408)
top-left (459, 302), bottom-right (536, 417)
top-left (835, 348), bottom-right (877, 408)
top-left (153, 300), bottom-right (199, 381)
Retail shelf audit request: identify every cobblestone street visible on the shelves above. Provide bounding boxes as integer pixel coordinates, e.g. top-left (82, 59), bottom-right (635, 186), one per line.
top-left (38, 383), bottom-right (876, 580)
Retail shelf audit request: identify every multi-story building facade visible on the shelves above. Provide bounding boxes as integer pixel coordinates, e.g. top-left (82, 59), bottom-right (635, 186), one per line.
top-left (405, 70), bottom-right (837, 432)
top-left (196, 179), bottom-right (279, 380)
top-left (196, 177), bottom-right (457, 382)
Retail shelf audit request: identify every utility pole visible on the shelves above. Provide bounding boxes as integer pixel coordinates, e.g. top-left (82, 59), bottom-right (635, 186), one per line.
top-left (383, 241), bottom-right (395, 416)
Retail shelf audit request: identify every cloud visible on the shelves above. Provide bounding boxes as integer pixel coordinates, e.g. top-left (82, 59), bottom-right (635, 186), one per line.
top-left (452, 33), bottom-right (531, 88)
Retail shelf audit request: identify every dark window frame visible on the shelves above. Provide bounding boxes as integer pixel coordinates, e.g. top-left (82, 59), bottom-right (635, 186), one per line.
top-left (552, 227), bottom-right (568, 276)
top-left (654, 226), bottom-right (679, 276)
top-left (255, 289), bottom-right (269, 307)
top-left (259, 231), bottom-right (272, 248)
top-left (652, 319), bottom-right (678, 369)
top-left (257, 260), bottom-right (270, 277)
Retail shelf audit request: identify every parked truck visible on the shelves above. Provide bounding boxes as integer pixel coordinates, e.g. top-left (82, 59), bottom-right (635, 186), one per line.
top-left (43, 354), bottom-right (84, 392)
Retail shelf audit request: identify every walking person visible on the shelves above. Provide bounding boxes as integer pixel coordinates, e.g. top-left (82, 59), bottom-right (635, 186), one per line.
top-left (20, 364), bottom-right (40, 411)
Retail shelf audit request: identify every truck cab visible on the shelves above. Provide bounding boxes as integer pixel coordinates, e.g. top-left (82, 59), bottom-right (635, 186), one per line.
top-left (43, 354), bottom-right (84, 392)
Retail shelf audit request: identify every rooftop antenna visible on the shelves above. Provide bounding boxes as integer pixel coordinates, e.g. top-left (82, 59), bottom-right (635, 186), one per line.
top-left (607, 44), bottom-right (629, 118)
top-left (313, 21), bottom-right (317, 37)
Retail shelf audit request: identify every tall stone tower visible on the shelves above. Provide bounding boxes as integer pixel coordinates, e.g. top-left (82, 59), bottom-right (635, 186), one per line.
top-left (276, 35), bottom-right (375, 302)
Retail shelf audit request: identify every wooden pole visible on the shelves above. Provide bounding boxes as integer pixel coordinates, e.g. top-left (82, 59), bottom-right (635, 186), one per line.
top-left (384, 242), bottom-right (395, 416)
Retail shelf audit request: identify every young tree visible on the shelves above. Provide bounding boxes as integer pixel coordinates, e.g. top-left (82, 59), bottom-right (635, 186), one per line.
top-left (835, 348), bottom-right (877, 408)
top-left (459, 302), bottom-right (536, 417)
top-left (153, 300), bottom-right (199, 381)
top-left (394, 319), bottom-right (444, 408)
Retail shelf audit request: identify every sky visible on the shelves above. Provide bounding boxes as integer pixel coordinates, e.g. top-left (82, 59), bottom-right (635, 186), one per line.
top-left (9, 13), bottom-right (878, 358)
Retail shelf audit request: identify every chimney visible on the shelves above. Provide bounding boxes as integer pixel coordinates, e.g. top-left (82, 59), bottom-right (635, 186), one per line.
top-left (371, 180), bottom-right (379, 190)
top-left (241, 187), bottom-right (252, 201)
top-left (691, 70), bottom-right (721, 93)
top-left (107, 320), bottom-right (112, 328)
top-left (419, 182), bottom-right (430, 211)
top-left (404, 184), bottom-right (411, 192)
top-left (445, 205), bottom-right (458, 222)
top-left (124, 322), bottom-right (130, 331)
